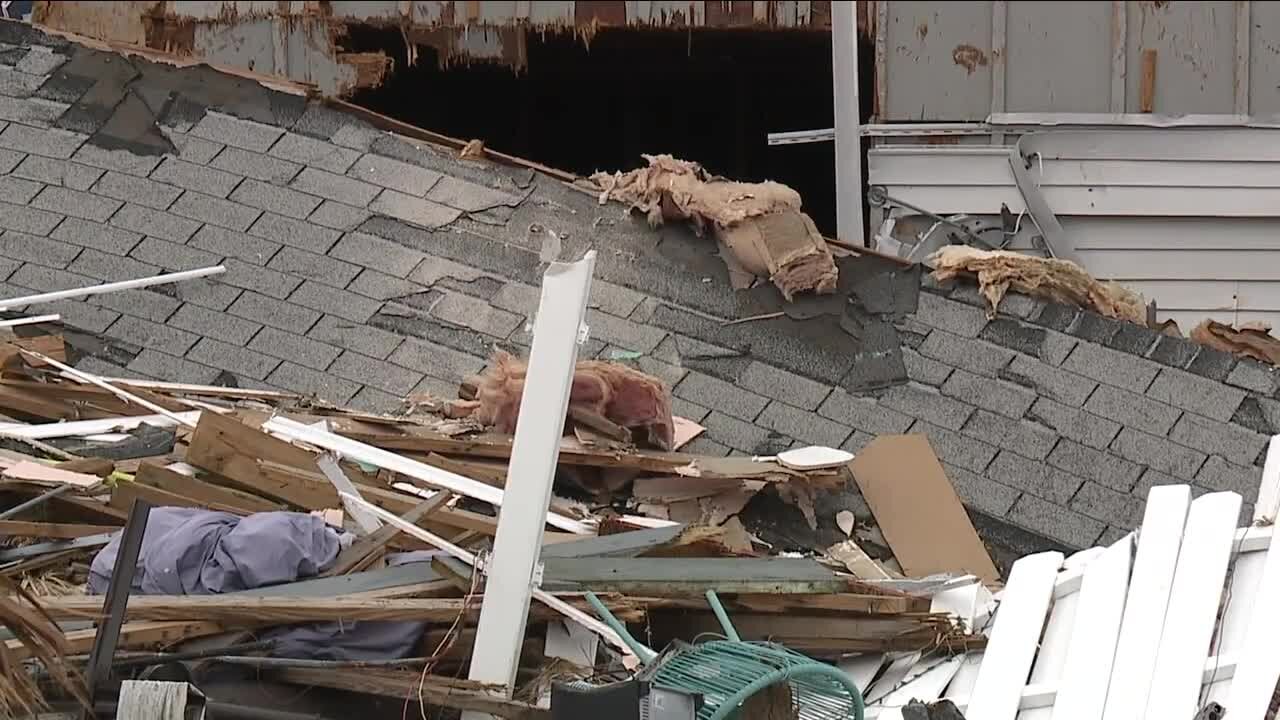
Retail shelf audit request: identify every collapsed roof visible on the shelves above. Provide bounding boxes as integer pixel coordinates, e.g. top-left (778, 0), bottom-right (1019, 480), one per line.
top-left (0, 18), bottom-right (1275, 570)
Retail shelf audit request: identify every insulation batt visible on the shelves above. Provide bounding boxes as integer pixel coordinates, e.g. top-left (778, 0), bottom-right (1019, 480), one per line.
top-left (468, 350), bottom-right (675, 450)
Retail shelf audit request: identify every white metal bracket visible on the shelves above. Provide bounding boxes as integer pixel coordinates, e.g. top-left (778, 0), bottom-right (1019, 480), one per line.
top-left (576, 323), bottom-right (590, 345)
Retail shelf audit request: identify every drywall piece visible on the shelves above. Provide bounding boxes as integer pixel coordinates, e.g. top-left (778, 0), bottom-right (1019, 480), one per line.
top-left (463, 251), bottom-right (600, 710)
top-left (264, 416), bottom-right (591, 534)
top-left (929, 577), bottom-right (989, 633)
top-left (871, 656), bottom-right (964, 720)
top-left (850, 434), bottom-right (1000, 584)
top-left (1101, 484), bottom-right (1191, 720)
top-left (1255, 435), bottom-right (1280, 523)
top-left (0, 266), bottom-right (224, 311)
top-left (1051, 537), bottom-right (1133, 720)
top-left (0, 412), bottom-right (201, 440)
top-left (315, 454), bottom-right (381, 534)
top-left (965, 550), bottom-right (1064, 720)
top-left (1143, 491), bottom-right (1242, 720)
top-left (1224, 442), bottom-right (1280, 717)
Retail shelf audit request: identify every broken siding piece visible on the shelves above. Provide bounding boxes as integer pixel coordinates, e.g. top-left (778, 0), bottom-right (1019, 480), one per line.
top-left (1143, 492), bottom-right (1242, 720)
top-left (965, 551), bottom-right (1063, 720)
top-left (871, 656), bottom-right (964, 720)
top-left (1101, 484), bottom-right (1191, 720)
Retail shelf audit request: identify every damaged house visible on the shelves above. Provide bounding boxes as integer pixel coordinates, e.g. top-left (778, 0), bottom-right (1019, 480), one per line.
top-left (1, 4), bottom-right (1280, 720)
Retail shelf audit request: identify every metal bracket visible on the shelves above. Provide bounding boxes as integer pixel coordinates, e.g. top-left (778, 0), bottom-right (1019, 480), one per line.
top-left (531, 561), bottom-right (545, 588)
top-left (577, 323), bottom-right (590, 346)
top-left (1007, 134), bottom-right (1076, 261)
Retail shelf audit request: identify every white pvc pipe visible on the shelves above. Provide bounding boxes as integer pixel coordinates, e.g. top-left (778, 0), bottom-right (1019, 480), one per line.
top-left (0, 266), bottom-right (225, 311)
top-left (0, 314), bottom-right (60, 328)
top-left (19, 349), bottom-right (198, 429)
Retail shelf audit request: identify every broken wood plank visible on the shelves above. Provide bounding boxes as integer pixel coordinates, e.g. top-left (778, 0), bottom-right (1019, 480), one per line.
top-left (186, 411), bottom-right (337, 509)
top-left (134, 462), bottom-right (283, 514)
top-left (850, 435), bottom-right (1000, 584)
top-left (321, 490), bottom-right (454, 577)
top-left (359, 484), bottom-right (579, 543)
top-left (5, 621), bottom-right (226, 661)
top-left (540, 524), bottom-right (685, 559)
top-left (539, 557), bottom-right (851, 595)
top-left (2, 460), bottom-right (101, 489)
top-left (0, 520), bottom-right (118, 539)
top-left (272, 665), bottom-right (548, 719)
top-left (32, 594), bottom-right (646, 625)
top-left (109, 481), bottom-right (249, 516)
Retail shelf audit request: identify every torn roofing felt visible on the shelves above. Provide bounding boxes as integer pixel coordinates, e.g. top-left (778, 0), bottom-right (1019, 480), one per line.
top-left (0, 19), bottom-right (1276, 569)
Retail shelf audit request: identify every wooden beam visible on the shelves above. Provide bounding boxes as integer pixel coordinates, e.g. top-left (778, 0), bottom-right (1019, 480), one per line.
top-left (109, 481), bottom-right (250, 516)
top-left (30, 594), bottom-right (646, 625)
top-left (186, 411), bottom-right (336, 509)
top-left (539, 557), bottom-right (851, 596)
top-left (1140, 48), bottom-right (1157, 113)
top-left (0, 520), bottom-right (117, 539)
top-left (321, 490), bottom-right (454, 577)
top-left (134, 462), bottom-right (283, 514)
top-left (272, 666), bottom-right (549, 719)
top-left (5, 621), bottom-right (226, 661)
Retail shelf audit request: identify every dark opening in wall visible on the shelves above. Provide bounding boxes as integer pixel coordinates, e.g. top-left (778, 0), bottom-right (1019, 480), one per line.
top-left (346, 26), bottom-right (873, 237)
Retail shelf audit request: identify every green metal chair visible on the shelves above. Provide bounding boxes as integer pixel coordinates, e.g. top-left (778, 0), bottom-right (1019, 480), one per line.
top-left (586, 590), bottom-right (866, 720)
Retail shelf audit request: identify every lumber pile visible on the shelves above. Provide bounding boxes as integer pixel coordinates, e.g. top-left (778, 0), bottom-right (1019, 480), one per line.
top-left (0, 332), bottom-right (997, 719)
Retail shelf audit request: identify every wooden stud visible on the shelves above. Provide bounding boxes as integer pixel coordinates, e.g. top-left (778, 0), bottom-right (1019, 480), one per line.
top-left (1139, 49), bottom-right (1157, 113)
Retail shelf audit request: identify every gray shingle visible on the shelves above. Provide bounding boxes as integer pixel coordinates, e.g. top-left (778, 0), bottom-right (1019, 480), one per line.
top-left (0, 147), bottom-right (21, 173)
top-left (411, 374), bottom-right (464, 399)
top-left (1062, 342), bottom-right (1160, 392)
top-left (106, 315), bottom-right (198, 355)
top-left (328, 350), bottom-right (422, 395)
top-left (1071, 481), bottom-right (1145, 528)
top-left (589, 280), bottom-right (646, 318)
top-left (72, 144), bottom-right (161, 175)
top-left (942, 462), bottom-right (1021, 516)
top-left (50, 217), bottom-right (140, 255)
top-left (0, 69), bottom-right (38, 97)
top-left (289, 166), bottom-right (380, 206)
top-left (126, 349), bottom-right (219, 384)
top-left (0, 174), bottom-right (42, 203)
top-left (1111, 427), bottom-right (1206, 479)
top-left (681, 436), bottom-right (733, 457)
top-left (1226, 359), bottom-right (1280, 395)
top-left (1169, 412), bottom-right (1269, 467)
top-left (901, 347), bottom-right (953, 386)
top-left (879, 381), bottom-right (975, 430)
top-left (941, 369), bottom-right (1036, 419)
top-left (819, 390), bottom-right (920, 435)
top-left (328, 231), bottom-right (426, 277)
top-left (8, 263), bottom-right (89, 291)
top-left (89, 288), bottom-right (180, 323)
top-left (0, 230), bottom-right (81, 267)
top-left (914, 291), bottom-right (989, 337)
top-left (188, 337), bottom-right (281, 380)
top-left (736, 361), bottom-right (831, 411)
top-left (347, 385), bottom-right (405, 414)
top-left (210, 146), bottom-right (301, 184)
top-left (228, 290), bottom-right (319, 333)
top-left (168, 302), bottom-right (261, 345)
top-left (30, 185), bottom-right (120, 221)
top-left (150, 157), bottom-right (242, 198)
top-left (0, 122), bottom-right (84, 158)
top-left (230, 178), bottom-right (322, 219)
top-left (0, 199), bottom-right (62, 235)
top-left (309, 200), bottom-right (371, 231)
top-left (73, 355), bottom-right (144, 380)
top-left (961, 409), bottom-right (1058, 460)
top-left (346, 153), bottom-right (442, 195)
top-left (12, 155), bottom-right (103, 190)
top-left (330, 123), bottom-right (381, 151)
top-left (675, 371), bottom-right (768, 421)
top-left (1009, 493), bottom-right (1105, 548)
top-left (425, 175), bottom-right (518, 213)
top-left (918, 330), bottom-right (1014, 377)
top-left (412, 254), bottom-right (490, 285)
top-left (1027, 397), bottom-right (1121, 450)
top-left (1047, 439), bottom-right (1143, 492)
top-left (672, 396), bottom-right (711, 423)
top-left (16, 47), bottom-right (66, 76)
top-left (756, 401), bottom-right (852, 448)
top-left (67, 248), bottom-right (157, 282)
top-left (91, 170), bottom-right (182, 210)
top-left (1146, 367), bottom-right (1247, 423)
top-left (191, 111), bottom-right (284, 152)
top-left (248, 212), bottom-right (340, 254)
top-left (347, 268), bottom-right (426, 301)
top-left (269, 132), bottom-right (361, 173)
top-left (248, 326), bottom-right (341, 370)
top-left (159, 277), bottom-right (241, 312)
top-left (1002, 354), bottom-right (1097, 406)
top-left (305, 313), bottom-right (401, 358)
top-left (32, 297), bottom-right (120, 333)
top-left (170, 191), bottom-right (260, 232)
top-left (0, 95), bottom-right (67, 126)
top-left (369, 189), bottom-right (461, 228)
top-left (109, 204), bottom-right (201, 242)
top-left (1134, 467), bottom-right (1204, 498)
top-left (388, 338), bottom-right (486, 382)
top-left (129, 236), bottom-right (221, 271)
top-left (584, 308), bottom-right (667, 353)
top-left (165, 132), bottom-right (223, 164)
top-left (289, 281), bottom-right (382, 324)
top-left (1084, 384), bottom-right (1182, 436)
top-left (190, 224), bottom-right (280, 264)
top-left (1196, 455), bottom-right (1262, 502)
top-left (700, 411), bottom-right (774, 453)
top-left (911, 420), bottom-right (998, 473)
top-left (267, 246), bottom-right (361, 288)
top-left (428, 290), bottom-right (522, 338)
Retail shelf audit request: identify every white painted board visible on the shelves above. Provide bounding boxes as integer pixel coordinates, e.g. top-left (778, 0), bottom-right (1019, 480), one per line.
top-left (1051, 537), bottom-right (1133, 720)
